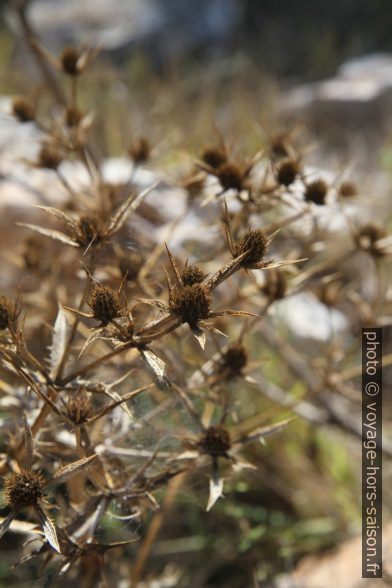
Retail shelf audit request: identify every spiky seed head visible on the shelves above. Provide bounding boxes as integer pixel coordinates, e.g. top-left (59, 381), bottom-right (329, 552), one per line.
top-left (220, 343), bottom-right (248, 376)
top-left (305, 179), bottom-right (328, 205)
top-left (65, 106), bottom-right (83, 127)
top-left (355, 223), bottom-right (387, 257)
top-left (88, 284), bottom-right (121, 325)
top-left (0, 297), bottom-right (10, 330)
top-left (234, 228), bottom-right (269, 267)
top-left (202, 145), bottom-right (227, 169)
top-left (4, 470), bottom-right (45, 509)
top-left (66, 393), bottom-right (93, 425)
top-left (170, 283), bottom-right (211, 326)
top-left (339, 181), bottom-right (357, 198)
top-left (119, 250), bottom-right (144, 282)
top-left (198, 425), bottom-right (231, 457)
top-left (60, 47), bottom-right (81, 76)
top-left (128, 136), bottom-right (151, 164)
top-left (76, 214), bottom-right (102, 247)
top-left (217, 162), bottom-right (244, 192)
top-left (38, 145), bottom-right (62, 170)
top-left (276, 159), bottom-right (299, 187)
top-left (180, 264), bottom-right (207, 286)
top-left (262, 270), bottom-right (287, 301)
top-left (11, 96), bottom-right (35, 123)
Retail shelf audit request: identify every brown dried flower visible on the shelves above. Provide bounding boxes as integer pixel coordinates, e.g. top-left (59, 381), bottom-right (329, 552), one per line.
top-left (180, 264), bottom-right (207, 286)
top-left (354, 223), bottom-right (388, 257)
top-left (128, 136), bottom-right (151, 165)
top-left (276, 159), bottom-right (299, 187)
top-left (4, 470), bottom-right (46, 510)
top-left (304, 179), bottom-right (328, 205)
top-left (88, 284), bottom-right (122, 326)
top-left (11, 96), bottom-right (35, 123)
top-left (197, 425), bottom-right (232, 457)
top-left (60, 47), bottom-right (82, 76)
top-left (170, 284), bottom-right (212, 326)
top-left (38, 144), bottom-right (63, 170)
top-left (234, 228), bottom-right (269, 268)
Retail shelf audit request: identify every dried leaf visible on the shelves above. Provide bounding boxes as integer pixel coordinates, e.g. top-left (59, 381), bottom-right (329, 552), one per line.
top-left (50, 454), bottom-right (98, 484)
top-left (237, 417), bottom-right (295, 446)
top-left (23, 414), bottom-right (33, 472)
top-left (191, 325), bottom-right (206, 350)
top-left (206, 462), bottom-right (224, 511)
top-left (32, 205), bottom-right (77, 232)
top-left (36, 504), bottom-right (61, 553)
top-left (0, 510), bottom-right (18, 539)
top-left (141, 349), bottom-right (166, 380)
top-left (17, 223), bottom-right (79, 247)
top-left (49, 306), bottom-right (70, 377)
top-left (206, 251), bottom-right (249, 290)
top-left (86, 385), bottom-right (152, 424)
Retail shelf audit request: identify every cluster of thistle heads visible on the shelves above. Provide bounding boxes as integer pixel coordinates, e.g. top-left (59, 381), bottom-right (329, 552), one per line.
top-left (0, 18), bottom-right (391, 585)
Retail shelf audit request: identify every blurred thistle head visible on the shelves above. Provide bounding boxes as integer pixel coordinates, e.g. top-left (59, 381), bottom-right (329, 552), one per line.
top-left (354, 223), bottom-right (387, 257)
top-left (88, 283), bottom-right (122, 325)
top-left (304, 179), bottom-right (328, 205)
top-left (234, 228), bottom-right (269, 268)
top-left (65, 106), bottom-right (83, 128)
top-left (180, 264), bottom-right (207, 286)
top-left (128, 136), bottom-right (151, 165)
top-left (262, 270), bottom-right (287, 301)
top-left (75, 213), bottom-right (103, 248)
top-left (201, 145), bottom-right (227, 169)
top-left (170, 284), bottom-right (212, 326)
top-left (119, 250), bottom-right (144, 282)
top-left (60, 46), bottom-right (82, 76)
top-left (11, 96), bottom-right (35, 123)
top-left (198, 425), bottom-right (231, 457)
top-left (38, 144), bottom-right (63, 170)
top-left (65, 392), bottom-right (93, 425)
top-left (339, 181), bottom-right (358, 198)
top-left (216, 161), bottom-right (245, 192)
top-left (3, 470), bottom-right (46, 510)
top-left (0, 296), bottom-right (21, 331)
top-left (219, 343), bottom-right (248, 377)
top-left (276, 158), bottom-right (300, 187)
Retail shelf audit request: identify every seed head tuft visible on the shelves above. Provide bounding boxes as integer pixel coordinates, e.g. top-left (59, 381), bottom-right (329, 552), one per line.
top-left (12, 96), bottom-right (35, 123)
top-left (66, 393), bottom-right (93, 425)
top-left (355, 223), bottom-right (387, 257)
top-left (217, 162), bottom-right (244, 192)
top-left (4, 470), bottom-right (45, 509)
top-left (305, 179), bottom-right (328, 205)
top-left (262, 270), bottom-right (287, 301)
top-left (198, 425), bottom-right (231, 457)
top-left (60, 47), bottom-right (81, 76)
top-left (202, 145), bottom-right (227, 169)
top-left (276, 159), bottom-right (299, 187)
top-left (339, 181), bottom-right (357, 198)
top-left (170, 283), bottom-right (211, 326)
top-left (38, 145), bottom-right (62, 170)
top-left (75, 214), bottom-right (102, 247)
top-left (234, 228), bottom-right (269, 268)
top-left (88, 284), bottom-right (121, 325)
top-left (128, 136), bottom-right (151, 165)
top-left (219, 343), bottom-right (248, 377)
top-left (180, 264), bottom-right (207, 286)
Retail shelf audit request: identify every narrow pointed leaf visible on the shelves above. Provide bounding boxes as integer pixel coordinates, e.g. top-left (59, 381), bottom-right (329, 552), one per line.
top-left (36, 504), bottom-right (61, 553)
top-left (50, 454), bottom-right (98, 484)
top-left (206, 463), bottom-right (224, 511)
top-left (141, 349), bottom-right (166, 380)
top-left (106, 181), bottom-right (158, 235)
top-left (191, 325), bottom-right (206, 350)
top-left (0, 510), bottom-right (18, 539)
top-left (17, 223), bottom-right (79, 247)
top-left (206, 251), bottom-right (249, 290)
top-left (49, 306), bottom-right (70, 377)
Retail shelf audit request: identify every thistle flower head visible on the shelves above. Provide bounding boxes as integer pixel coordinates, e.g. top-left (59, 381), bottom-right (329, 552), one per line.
top-left (355, 223), bottom-right (387, 257)
top-left (276, 159), bottom-right (299, 187)
top-left (262, 270), bottom-right (287, 301)
top-left (66, 393), bottom-right (93, 425)
top-left (4, 470), bottom-right (45, 509)
top-left (234, 228), bottom-right (269, 268)
top-left (180, 264), bottom-right (207, 286)
top-left (220, 343), bottom-right (248, 376)
top-left (128, 136), bottom-right (151, 164)
top-left (339, 181), bottom-right (357, 198)
top-left (305, 179), bottom-right (328, 205)
top-left (75, 214), bottom-right (103, 247)
top-left (11, 96), bottom-right (35, 123)
top-left (38, 145), bottom-right (63, 170)
top-left (217, 162), bottom-right (244, 192)
top-left (198, 425), bottom-right (231, 457)
top-left (88, 284), bottom-right (121, 325)
top-left (202, 145), bottom-right (227, 169)
top-left (60, 47), bottom-right (81, 76)
top-left (170, 284), bottom-right (211, 326)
